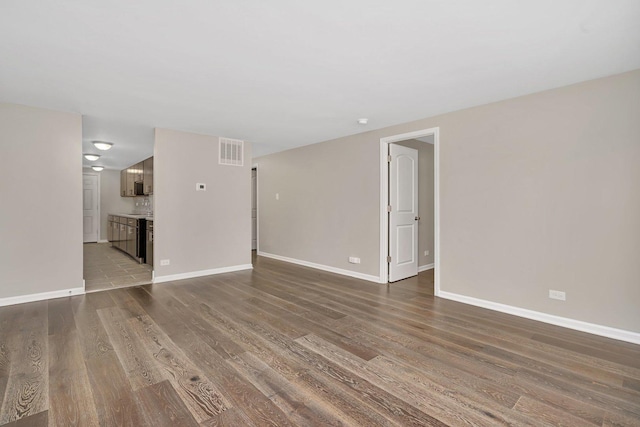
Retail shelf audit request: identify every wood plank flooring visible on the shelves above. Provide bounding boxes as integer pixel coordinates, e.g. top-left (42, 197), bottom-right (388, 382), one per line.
top-left (1, 255), bottom-right (639, 426)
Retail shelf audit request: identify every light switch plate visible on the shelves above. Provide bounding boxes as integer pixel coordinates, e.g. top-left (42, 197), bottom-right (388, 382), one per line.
top-left (196, 183), bottom-right (206, 191)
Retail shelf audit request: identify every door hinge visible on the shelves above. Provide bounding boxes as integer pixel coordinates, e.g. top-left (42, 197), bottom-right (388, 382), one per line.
top-left (387, 155), bottom-right (392, 163)
top-left (387, 205), bottom-right (392, 212)
top-left (387, 256), bottom-right (392, 263)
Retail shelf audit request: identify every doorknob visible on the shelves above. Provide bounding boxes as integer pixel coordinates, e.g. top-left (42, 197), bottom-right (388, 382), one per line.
top-left (415, 216), bottom-right (421, 221)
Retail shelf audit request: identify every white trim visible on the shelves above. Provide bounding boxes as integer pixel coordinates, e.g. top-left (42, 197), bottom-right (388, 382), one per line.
top-left (438, 291), bottom-right (640, 345)
top-left (434, 129), bottom-right (440, 296)
top-left (0, 286), bottom-right (85, 307)
top-left (259, 251), bottom-right (384, 284)
top-left (380, 127), bottom-right (440, 294)
top-left (379, 140), bottom-right (388, 284)
top-left (419, 263), bottom-right (434, 272)
top-left (153, 264), bottom-right (253, 284)
top-left (252, 163), bottom-right (259, 254)
top-left (98, 239), bottom-right (109, 243)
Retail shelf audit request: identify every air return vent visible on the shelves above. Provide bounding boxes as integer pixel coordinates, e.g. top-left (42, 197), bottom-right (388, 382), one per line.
top-left (219, 137), bottom-right (244, 166)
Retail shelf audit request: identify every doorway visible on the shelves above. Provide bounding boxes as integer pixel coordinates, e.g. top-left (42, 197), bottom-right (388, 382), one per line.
top-left (380, 128), bottom-right (440, 294)
top-left (82, 163), bottom-right (153, 293)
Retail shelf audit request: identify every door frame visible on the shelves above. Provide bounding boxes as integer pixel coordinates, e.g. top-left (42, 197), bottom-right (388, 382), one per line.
top-left (379, 127), bottom-right (440, 294)
top-left (252, 163), bottom-right (260, 255)
top-left (82, 171), bottom-right (101, 242)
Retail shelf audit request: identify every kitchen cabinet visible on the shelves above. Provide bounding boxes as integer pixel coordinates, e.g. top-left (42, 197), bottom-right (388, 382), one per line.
top-left (133, 162), bottom-right (144, 182)
top-left (120, 170), bottom-right (127, 197)
top-left (107, 215), bottom-right (114, 242)
top-left (120, 157), bottom-right (153, 197)
top-left (124, 218), bottom-right (137, 258)
top-left (126, 167), bottom-right (135, 196)
top-left (126, 221), bottom-right (136, 258)
top-left (112, 221), bottom-right (120, 247)
top-left (118, 219), bottom-right (127, 251)
top-left (143, 157), bottom-right (153, 195)
top-left (108, 214), bottom-right (146, 263)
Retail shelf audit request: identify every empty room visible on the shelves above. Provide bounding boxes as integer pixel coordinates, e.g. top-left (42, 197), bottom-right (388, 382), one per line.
top-left (0, 1), bottom-right (639, 426)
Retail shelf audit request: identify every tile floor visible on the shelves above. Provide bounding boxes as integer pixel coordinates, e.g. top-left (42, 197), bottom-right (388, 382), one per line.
top-left (83, 242), bottom-right (152, 292)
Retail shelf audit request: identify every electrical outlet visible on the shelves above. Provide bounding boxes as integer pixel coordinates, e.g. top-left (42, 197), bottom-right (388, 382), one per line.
top-left (424, 250), bottom-right (429, 256)
top-left (196, 183), bottom-right (206, 191)
top-left (348, 257), bottom-right (361, 264)
top-left (549, 290), bottom-right (566, 301)
top-left (276, 193), bottom-right (279, 200)
top-left (160, 259), bottom-right (170, 266)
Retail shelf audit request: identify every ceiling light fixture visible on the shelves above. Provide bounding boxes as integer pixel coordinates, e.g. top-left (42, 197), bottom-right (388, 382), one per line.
top-left (92, 141), bottom-right (113, 150)
top-left (357, 118), bottom-right (368, 125)
top-left (91, 166), bottom-right (104, 172)
top-left (84, 154), bottom-right (100, 161)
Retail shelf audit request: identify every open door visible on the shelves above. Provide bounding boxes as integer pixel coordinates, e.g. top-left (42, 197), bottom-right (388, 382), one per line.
top-left (388, 144), bottom-right (418, 282)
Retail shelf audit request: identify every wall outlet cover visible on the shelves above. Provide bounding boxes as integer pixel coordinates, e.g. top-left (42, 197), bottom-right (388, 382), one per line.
top-left (196, 183), bottom-right (206, 191)
top-left (549, 290), bottom-right (566, 301)
top-left (160, 259), bottom-right (170, 266)
top-left (348, 257), bottom-right (361, 264)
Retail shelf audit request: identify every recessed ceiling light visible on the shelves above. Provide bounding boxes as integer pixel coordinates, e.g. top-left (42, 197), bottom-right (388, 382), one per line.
top-left (93, 141), bottom-right (113, 150)
top-left (84, 154), bottom-right (100, 161)
top-left (357, 118), bottom-right (368, 125)
top-left (91, 166), bottom-right (104, 172)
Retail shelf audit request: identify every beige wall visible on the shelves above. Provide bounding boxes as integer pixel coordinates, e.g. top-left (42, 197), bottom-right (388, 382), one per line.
top-left (396, 138), bottom-right (435, 268)
top-left (256, 70), bottom-right (640, 333)
top-left (0, 103), bottom-right (83, 297)
top-left (257, 132), bottom-right (381, 278)
top-left (153, 128), bottom-right (251, 279)
top-left (83, 168), bottom-right (134, 240)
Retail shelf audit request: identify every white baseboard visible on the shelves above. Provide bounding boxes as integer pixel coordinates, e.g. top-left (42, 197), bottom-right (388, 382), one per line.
top-left (258, 251), bottom-right (383, 283)
top-left (98, 239), bottom-right (109, 243)
top-left (438, 291), bottom-right (640, 345)
top-left (153, 264), bottom-right (253, 284)
top-left (419, 263), bottom-right (434, 272)
top-left (0, 286), bottom-right (85, 307)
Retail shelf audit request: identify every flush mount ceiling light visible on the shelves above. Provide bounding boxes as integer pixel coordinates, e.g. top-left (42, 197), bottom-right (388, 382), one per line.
top-left (84, 154), bottom-right (100, 161)
top-left (91, 166), bottom-right (104, 172)
top-left (92, 141), bottom-right (113, 150)
top-left (357, 118), bottom-right (368, 125)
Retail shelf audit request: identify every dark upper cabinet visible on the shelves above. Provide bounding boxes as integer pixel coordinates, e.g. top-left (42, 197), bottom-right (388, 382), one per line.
top-left (143, 157), bottom-right (153, 195)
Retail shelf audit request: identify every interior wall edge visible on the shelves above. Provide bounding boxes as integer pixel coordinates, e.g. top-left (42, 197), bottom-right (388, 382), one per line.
top-left (153, 264), bottom-right (253, 284)
top-left (438, 291), bottom-right (640, 345)
top-left (0, 286), bottom-right (85, 308)
top-left (258, 251), bottom-right (384, 284)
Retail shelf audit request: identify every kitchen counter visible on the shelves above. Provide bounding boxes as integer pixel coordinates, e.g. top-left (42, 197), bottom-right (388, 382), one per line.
top-left (110, 213), bottom-right (149, 219)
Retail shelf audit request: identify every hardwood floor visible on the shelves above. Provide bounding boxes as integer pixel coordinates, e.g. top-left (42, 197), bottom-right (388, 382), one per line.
top-left (1, 256), bottom-right (639, 426)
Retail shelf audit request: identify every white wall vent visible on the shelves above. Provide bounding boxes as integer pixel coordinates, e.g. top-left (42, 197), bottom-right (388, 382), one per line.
top-left (219, 137), bottom-right (244, 166)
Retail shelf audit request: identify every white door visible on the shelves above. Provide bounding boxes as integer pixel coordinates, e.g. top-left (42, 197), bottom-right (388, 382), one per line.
top-left (389, 144), bottom-right (419, 282)
top-left (251, 168), bottom-right (257, 250)
top-left (83, 174), bottom-right (99, 243)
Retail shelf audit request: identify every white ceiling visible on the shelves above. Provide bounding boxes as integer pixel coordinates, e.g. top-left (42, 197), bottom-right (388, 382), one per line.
top-left (1, 1), bottom-right (639, 170)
